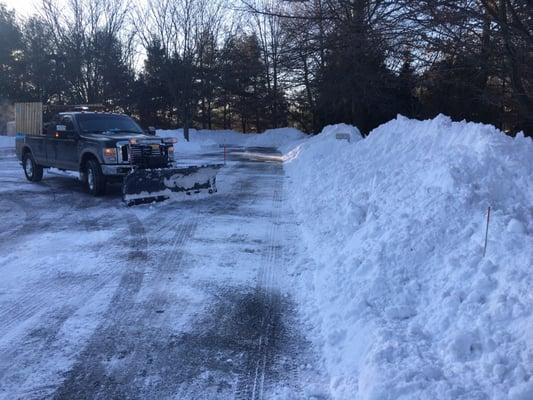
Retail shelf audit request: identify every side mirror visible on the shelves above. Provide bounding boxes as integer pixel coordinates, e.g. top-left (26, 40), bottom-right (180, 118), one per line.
top-left (56, 125), bottom-right (67, 132)
top-left (147, 126), bottom-right (156, 136)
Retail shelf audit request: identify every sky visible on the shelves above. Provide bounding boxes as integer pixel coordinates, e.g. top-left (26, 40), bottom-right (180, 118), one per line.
top-left (2, 0), bottom-right (42, 17)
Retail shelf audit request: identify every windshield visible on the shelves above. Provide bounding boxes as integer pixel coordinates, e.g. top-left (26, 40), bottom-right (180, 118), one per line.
top-left (76, 114), bottom-right (143, 134)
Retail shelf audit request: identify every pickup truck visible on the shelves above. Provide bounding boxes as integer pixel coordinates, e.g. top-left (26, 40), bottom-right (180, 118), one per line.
top-left (15, 111), bottom-right (176, 196)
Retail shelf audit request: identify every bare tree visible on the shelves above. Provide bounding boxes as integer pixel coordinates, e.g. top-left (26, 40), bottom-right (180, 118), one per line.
top-left (403, 0), bottom-right (533, 131)
top-left (482, 0), bottom-right (533, 129)
top-left (6, 0), bottom-right (527, 134)
top-left (244, 0), bottom-right (290, 128)
top-left (135, 0), bottom-right (228, 140)
top-left (40, 0), bottom-right (135, 104)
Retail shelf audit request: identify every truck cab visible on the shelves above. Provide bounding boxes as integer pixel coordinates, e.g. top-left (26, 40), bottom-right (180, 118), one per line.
top-left (43, 113), bottom-right (80, 170)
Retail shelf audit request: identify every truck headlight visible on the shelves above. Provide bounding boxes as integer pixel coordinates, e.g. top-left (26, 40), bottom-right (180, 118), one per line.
top-left (167, 146), bottom-right (174, 160)
top-left (103, 147), bottom-right (117, 163)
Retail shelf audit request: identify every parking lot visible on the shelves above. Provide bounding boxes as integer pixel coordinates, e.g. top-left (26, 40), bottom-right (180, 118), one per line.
top-left (0, 147), bottom-right (329, 399)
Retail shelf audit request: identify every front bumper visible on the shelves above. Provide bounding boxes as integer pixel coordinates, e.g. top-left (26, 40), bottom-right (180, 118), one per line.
top-left (101, 162), bottom-right (177, 176)
top-left (101, 164), bottom-right (134, 176)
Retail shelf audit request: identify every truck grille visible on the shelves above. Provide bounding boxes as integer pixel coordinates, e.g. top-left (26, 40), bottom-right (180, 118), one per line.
top-left (121, 145), bottom-right (128, 162)
top-left (127, 143), bottom-right (168, 168)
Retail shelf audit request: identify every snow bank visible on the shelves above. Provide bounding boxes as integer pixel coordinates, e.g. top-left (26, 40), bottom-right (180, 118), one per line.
top-left (285, 115), bottom-right (533, 399)
top-left (158, 127), bottom-right (306, 152)
top-left (245, 127), bottom-right (306, 148)
top-left (157, 128), bottom-right (251, 148)
top-left (157, 129), bottom-right (220, 153)
top-left (0, 135), bottom-right (15, 148)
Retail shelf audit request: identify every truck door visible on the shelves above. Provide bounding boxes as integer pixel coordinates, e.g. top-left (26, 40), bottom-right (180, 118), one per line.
top-left (45, 118), bottom-right (59, 165)
top-left (54, 115), bottom-right (79, 170)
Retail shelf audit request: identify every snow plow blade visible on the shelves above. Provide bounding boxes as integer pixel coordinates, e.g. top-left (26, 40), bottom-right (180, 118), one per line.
top-left (122, 164), bottom-right (223, 205)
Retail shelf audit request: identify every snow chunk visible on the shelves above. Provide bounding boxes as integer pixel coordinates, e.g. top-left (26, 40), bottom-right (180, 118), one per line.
top-left (448, 331), bottom-right (482, 362)
top-left (507, 218), bottom-right (526, 234)
top-left (509, 380), bottom-right (533, 400)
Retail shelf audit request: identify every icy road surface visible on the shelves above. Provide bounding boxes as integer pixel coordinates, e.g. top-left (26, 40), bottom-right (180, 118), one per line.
top-left (0, 147), bottom-right (329, 399)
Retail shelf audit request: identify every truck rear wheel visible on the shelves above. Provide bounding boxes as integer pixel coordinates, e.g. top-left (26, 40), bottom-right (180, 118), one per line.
top-left (85, 159), bottom-right (106, 196)
top-left (22, 151), bottom-right (44, 182)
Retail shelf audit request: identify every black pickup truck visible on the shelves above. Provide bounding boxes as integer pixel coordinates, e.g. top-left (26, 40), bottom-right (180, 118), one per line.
top-left (15, 111), bottom-right (176, 196)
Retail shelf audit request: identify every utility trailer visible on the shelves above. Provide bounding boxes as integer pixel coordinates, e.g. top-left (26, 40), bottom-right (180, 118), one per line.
top-left (14, 102), bottom-right (222, 205)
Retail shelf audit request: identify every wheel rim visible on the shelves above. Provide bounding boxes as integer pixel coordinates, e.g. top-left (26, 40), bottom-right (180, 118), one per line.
top-left (25, 157), bottom-right (33, 178)
top-left (88, 167), bottom-right (95, 191)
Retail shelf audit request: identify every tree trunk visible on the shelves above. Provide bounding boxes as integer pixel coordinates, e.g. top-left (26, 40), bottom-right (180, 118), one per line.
top-left (183, 103), bottom-right (190, 142)
top-left (498, 0), bottom-right (533, 131)
top-left (272, 59), bottom-right (278, 128)
top-left (302, 53), bottom-right (317, 132)
top-left (207, 100), bottom-right (212, 130)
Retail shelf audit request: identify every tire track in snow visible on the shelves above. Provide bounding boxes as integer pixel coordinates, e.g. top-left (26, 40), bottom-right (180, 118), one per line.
top-left (234, 171), bottom-right (299, 400)
top-left (232, 160), bottom-right (329, 400)
top-left (0, 211), bottom-right (146, 397)
top-left (0, 195), bottom-right (38, 252)
top-left (0, 200), bottom-right (129, 340)
top-left (0, 179), bottom-right (99, 253)
top-left (0, 162), bottom-right (130, 351)
top-left (51, 212), bottom-right (197, 400)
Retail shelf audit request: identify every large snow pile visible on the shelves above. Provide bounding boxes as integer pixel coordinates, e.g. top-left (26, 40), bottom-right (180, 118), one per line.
top-left (245, 127), bottom-right (306, 148)
top-left (157, 129), bottom-right (221, 153)
top-left (0, 135), bottom-right (15, 148)
top-left (285, 115), bottom-right (533, 399)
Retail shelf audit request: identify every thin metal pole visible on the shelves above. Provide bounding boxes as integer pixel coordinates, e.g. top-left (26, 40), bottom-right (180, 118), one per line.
top-left (483, 206), bottom-right (491, 257)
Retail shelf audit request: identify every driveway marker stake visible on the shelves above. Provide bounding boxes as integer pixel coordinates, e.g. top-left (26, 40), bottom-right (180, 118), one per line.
top-left (483, 206), bottom-right (491, 257)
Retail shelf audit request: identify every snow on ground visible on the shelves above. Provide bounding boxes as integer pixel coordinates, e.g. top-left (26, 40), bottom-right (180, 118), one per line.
top-left (283, 115), bottom-right (533, 399)
top-left (2, 117), bottom-right (531, 399)
top-left (0, 143), bottom-right (329, 399)
top-left (0, 135), bottom-right (15, 148)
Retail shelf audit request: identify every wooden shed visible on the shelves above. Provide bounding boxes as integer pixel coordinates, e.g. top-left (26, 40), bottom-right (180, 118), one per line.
top-left (15, 102), bottom-right (43, 136)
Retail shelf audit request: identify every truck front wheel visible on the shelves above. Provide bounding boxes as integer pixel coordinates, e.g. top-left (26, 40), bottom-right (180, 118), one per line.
top-left (85, 159), bottom-right (106, 196)
top-left (22, 151), bottom-right (44, 182)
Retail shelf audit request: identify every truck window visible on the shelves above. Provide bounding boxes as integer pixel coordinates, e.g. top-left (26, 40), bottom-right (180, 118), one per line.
top-left (76, 114), bottom-right (143, 134)
top-left (61, 116), bottom-right (75, 131)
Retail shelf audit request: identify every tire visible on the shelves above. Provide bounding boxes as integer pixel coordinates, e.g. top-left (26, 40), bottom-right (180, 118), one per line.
top-left (85, 159), bottom-right (106, 196)
top-left (22, 151), bottom-right (44, 182)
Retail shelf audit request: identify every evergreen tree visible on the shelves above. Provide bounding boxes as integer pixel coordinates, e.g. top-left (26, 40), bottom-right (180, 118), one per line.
top-left (20, 17), bottom-right (63, 103)
top-left (135, 41), bottom-right (173, 127)
top-left (0, 4), bottom-right (23, 101)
